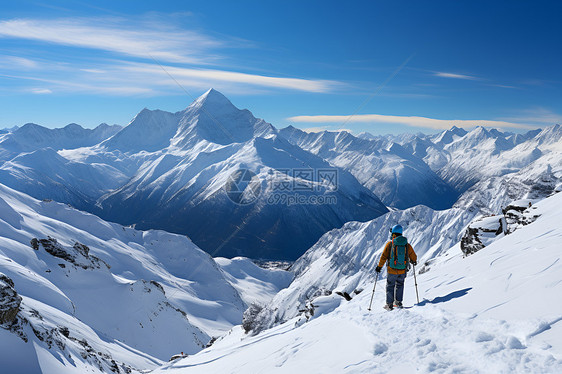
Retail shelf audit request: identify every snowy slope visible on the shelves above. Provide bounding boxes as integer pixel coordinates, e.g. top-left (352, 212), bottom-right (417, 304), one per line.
top-left (152, 191), bottom-right (562, 373)
top-left (249, 204), bottom-right (477, 329)
top-left (0, 287), bottom-right (163, 374)
top-left (0, 147), bottom-right (127, 210)
top-left (0, 182), bottom-right (252, 370)
top-left (216, 257), bottom-right (294, 306)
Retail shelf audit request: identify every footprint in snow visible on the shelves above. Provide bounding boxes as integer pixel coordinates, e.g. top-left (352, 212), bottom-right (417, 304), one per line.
top-left (486, 340), bottom-right (506, 354)
top-left (416, 338), bottom-right (432, 347)
top-left (506, 336), bottom-right (526, 350)
top-left (373, 342), bottom-right (388, 355)
top-left (474, 332), bottom-right (494, 343)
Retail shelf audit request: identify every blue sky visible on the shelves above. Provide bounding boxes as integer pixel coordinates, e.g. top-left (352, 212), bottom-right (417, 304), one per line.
top-left (0, 0), bottom-right (561, 135)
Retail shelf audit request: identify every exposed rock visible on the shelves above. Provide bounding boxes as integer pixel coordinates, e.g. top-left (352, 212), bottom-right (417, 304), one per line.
top-left (242, 303), bottom-right (264, 334)
top-left (460, 227), bottom-right (485, 256)
top-left (460, 215), bottom-right (506, 256)
top-left (169, 352), bottom-right (188, 361)
top-left (32, 236), bottom-right (110, 270)
top-left (30, 238), bottom-right (39, 250)
top-left (0, 273), bottom-right (21, 324)
top-left (461, 201), bottom-right (541, 256)
top-left (295, 293), bottom-right (343, 325)
top-left (503, 200), bottom-right (541, 232)
top-left (335, 291), bottom-right (352, 301)
top-left (7, 306), bottom-right (137, 373)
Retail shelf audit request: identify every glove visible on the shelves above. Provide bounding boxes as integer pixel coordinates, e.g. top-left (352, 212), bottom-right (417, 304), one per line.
top-left (375, 266), bottom-right (382, 273)
top-left (411, 261), bottom-right (417, 266)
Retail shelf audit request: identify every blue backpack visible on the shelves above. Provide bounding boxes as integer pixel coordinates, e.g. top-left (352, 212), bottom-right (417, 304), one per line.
top-left (389, 236), bottom-right (409, 270)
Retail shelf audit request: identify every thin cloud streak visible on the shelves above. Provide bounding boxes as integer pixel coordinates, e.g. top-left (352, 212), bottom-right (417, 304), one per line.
top-left (288, 114), bottom-right (538, 130)
top-left (126, 62), bottom-right (338, 93)
top-left (434, 71), bottom-right (479, 80)
top-left (0, 59), bottom-right (337, 94)
top-left (30, 88), bottom-right (52, 94)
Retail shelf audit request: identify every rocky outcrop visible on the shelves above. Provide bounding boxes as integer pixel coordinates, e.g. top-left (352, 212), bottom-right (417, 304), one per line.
top-left (8, 309), bottom-right (137, 373)
top-left (502, 200), bottom-right (541, 231)
top-left (460, 215), bottom-right (505, 256)
top-left (0, 273), bottom-right (21, 324)
top-left (31, 236), bottom-right (110, 270)
top-left (0, 275), bottom-right (137, 373)
top-left (461, 200), bottom-right (541, 256)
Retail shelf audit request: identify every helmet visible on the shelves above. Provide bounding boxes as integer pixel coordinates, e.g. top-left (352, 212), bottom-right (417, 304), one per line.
top-left (390, 224), bottom-right (403, 235)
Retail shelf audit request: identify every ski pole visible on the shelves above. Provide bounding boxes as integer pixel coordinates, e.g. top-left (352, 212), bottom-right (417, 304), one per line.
top-left (412, 263), bottom-right (420, 304)
top-left (367, 272), bottom-right (379, 311)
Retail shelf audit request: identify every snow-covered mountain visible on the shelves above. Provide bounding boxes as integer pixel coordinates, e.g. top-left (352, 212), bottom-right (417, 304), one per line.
top-left (0, 90), bottom-right (389, 260)
top-left (0, 123), bottom-right (121, 161)
top-left (396, 125), bottom-right (556, 193)
top-left (97, 133), bottom-right (387, 259)
top-left (152, 189), bottom-right (562, 373)
top-left (103, 89), bottom-right (275, 153)
top-left (0, 182), bottom-right (292, 372)
top-left (65, 89), bottom-right (388, 260)
top-left (1, 89), bottom-right (560, 262)
top-left (0, 147), bottom-right (127, 211)
top-left (279, 126), bottom-right (459, 209)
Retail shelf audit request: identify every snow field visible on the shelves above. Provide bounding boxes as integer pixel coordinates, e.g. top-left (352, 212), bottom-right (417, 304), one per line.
top-left (155, 288), bottom-right (562, 374)
top-left (154, 191), bottom-right (562, 373)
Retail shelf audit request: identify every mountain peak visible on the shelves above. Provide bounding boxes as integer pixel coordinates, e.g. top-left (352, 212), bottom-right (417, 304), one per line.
top-left (189, 88), bottom-right (236, 112)
top-left (450, 125), bottom-right (468, 137)
top-left (171, 89), bottom-right (276, 146)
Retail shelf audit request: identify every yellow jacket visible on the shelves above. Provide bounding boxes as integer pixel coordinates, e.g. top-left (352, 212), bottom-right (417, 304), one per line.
top-left (378, 237), bottom-right (417, 275)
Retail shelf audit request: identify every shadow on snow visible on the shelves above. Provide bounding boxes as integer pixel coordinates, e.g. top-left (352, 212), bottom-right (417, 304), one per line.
top-left (417, 288), bottom-right (472, 306)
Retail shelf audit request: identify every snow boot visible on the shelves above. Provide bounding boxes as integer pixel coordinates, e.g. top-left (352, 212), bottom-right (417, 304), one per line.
top-left (394, 301), bottom-right (403, 308)
top-left (383, 303), bottom-right (394, 311)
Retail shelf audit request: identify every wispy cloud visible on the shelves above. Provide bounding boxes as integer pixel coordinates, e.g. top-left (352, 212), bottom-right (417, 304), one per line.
top-left (30, 88), bottom-right (52, 94)
top-left (0, 16), bottom-right (339, 95)
top-left (0, 56), bottom-right (39, 69)
top-left (126, 62), bottom-right (337, 93)
top-left (0, 17), bottom-right (221, 64)
top-left (434, 71), bottom-right (479, 80)
top-left (288, 114), bottom-right (538, 130)
top-left (0, 59), bottom-right (337, 95)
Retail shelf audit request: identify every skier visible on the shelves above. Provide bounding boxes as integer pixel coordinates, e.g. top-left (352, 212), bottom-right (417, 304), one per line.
top-left (375, 224), bottom-right (417, 310)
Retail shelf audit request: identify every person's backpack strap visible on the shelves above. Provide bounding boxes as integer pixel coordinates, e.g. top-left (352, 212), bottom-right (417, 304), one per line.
top-left (391, 238), bottom-right (397, 267)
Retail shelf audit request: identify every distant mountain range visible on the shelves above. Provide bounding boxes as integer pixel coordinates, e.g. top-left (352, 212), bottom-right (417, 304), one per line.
top-left (0, 89), bottom-right (560, 259)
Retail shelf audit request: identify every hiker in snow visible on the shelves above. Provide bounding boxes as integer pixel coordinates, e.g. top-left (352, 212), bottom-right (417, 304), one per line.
top-left (375, 224), bottom-right (417, 310)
